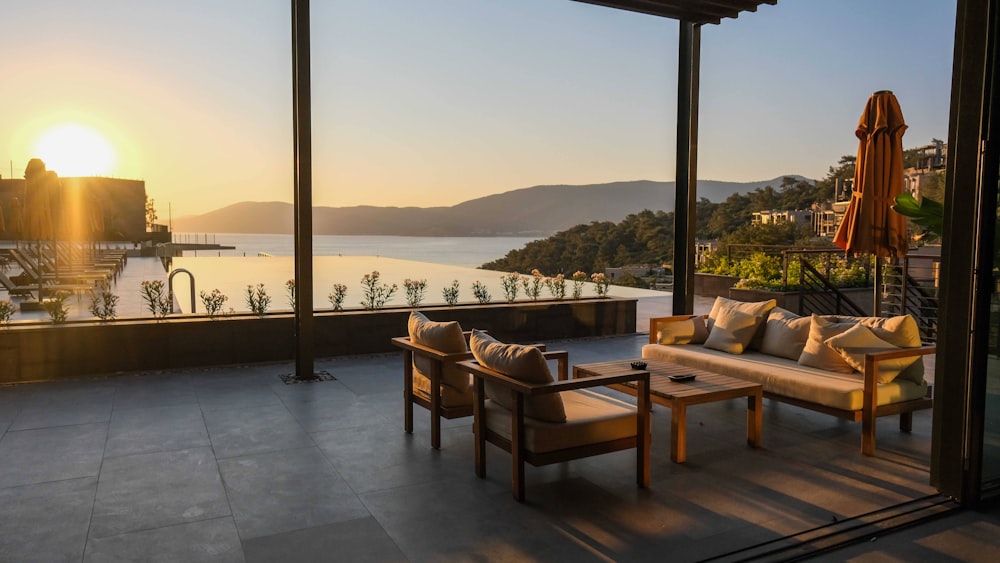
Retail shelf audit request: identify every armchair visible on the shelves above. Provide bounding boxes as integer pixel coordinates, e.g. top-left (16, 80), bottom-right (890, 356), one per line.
top-left (391, 312), bottom-right (476, 449)
top-left (459, 331), bottom-right (650, 502)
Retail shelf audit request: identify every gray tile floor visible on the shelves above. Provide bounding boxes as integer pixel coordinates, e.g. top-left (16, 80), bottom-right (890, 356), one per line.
top-left (0, 333), bottom-right (994, 562)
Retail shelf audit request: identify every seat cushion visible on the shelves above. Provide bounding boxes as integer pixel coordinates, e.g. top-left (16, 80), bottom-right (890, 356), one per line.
top-left (412, 376), bottom-right (474, 408)
top-left (470, 330), bottom-right (566, 423)
top-left (408, 312), bottom-right (471, 403)
top-left (484, 390), bottom-right (637, 454)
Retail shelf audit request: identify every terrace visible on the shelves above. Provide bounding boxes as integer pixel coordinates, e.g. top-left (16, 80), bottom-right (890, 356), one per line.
top-left (3, 0), bottom-right (1000, 560)
top-left (4, 329), bottom-right (988, 562)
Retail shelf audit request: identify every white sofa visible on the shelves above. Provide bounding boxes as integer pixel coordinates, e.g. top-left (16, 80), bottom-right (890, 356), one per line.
top-left (641, 299), bottom-right (934, 456)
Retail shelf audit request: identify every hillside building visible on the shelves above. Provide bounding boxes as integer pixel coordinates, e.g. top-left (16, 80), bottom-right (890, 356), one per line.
top-left (0, 175), bottom-right (148, 241)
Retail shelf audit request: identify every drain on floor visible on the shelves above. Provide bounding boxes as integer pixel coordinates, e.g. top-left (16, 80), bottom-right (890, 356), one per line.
top-left (278, 370), bottom-right (336, 384)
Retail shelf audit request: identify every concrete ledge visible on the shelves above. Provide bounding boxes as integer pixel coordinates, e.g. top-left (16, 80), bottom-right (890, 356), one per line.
top-left (0, 297), bottom-right (636, 383)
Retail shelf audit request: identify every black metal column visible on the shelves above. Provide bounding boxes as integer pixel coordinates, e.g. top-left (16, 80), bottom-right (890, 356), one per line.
top-left (672, 21), bottom-right (700, 315)
top-left (292, 0), bottom-right (315, 379)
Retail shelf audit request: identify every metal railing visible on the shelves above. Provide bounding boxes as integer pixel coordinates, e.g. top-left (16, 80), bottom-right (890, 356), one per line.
top-left (797, 259), bottom-right (868, 317)
top-left (881, 254), bottom-right (940, 343)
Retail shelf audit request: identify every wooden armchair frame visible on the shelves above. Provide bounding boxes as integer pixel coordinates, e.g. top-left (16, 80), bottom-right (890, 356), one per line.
top-left (459, 351), bottom-right (651, 502)
top-left (392, 332), bottom-right (477, 449)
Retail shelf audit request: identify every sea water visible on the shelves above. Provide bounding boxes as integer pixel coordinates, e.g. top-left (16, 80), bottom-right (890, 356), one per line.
top-left (5, 234), bottom-right (668, 323)
top-left (172, 233), bottom-right (541, 268)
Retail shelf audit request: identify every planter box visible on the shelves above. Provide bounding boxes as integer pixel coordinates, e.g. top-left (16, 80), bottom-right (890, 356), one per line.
top-left (0, 297), bottom-right (636, 384)
top-left (694, 273), bottom-right (741, 298)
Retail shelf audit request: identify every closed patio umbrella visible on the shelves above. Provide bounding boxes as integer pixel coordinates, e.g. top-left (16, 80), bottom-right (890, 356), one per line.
top-left (833, 90), bottom-right (909, 258)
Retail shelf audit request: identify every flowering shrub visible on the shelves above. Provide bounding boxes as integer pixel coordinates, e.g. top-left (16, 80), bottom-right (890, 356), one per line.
top-left (0, 300), bottom-right (16, 326)
top-left (501, 272), bottom-right (520, 303)
top-left (245, 283), bottom-right (271, 316)
top-left (328, 283), bottom-right (348, 311)
top-left (404, 278), bottom-right (428, 307)
top-left (285, 279), bottom-right (296, 309)
top-left (200, 289), bottom-right (228, 318)
top-left (44, 291), bottom-right (71, 324)
top-left (471, 281), bottom-right (491, 304)
top-left (591, 272), bottom-right (611, 297)
top-left (140, 280), bottom-right (171, 319)
top-left (545, 273), bottom-right (566, 300)
top-left (361, 271), bottom-right (397, 310)
top-left (522, 269), bottom-right (545, 301)
top-left (88, 279), bottom-right (119, 321)
top-left (571, 271), bottom-right (588, 299)
top-left (442, 280), bottom-right (460, 306)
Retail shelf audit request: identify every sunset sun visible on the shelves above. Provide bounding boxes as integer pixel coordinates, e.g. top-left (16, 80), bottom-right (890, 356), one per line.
top-left (34, 123), bottom-right (117, 177)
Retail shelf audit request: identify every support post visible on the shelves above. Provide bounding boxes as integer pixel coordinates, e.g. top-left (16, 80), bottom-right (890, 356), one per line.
top-left (292, 0), bottom-right (316, 379)
top-left (672, 21), bottom-right (701, 315)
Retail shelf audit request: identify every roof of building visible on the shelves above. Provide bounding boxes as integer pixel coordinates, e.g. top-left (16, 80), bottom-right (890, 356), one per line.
top-left (571, 0), bottom-right (777, 25)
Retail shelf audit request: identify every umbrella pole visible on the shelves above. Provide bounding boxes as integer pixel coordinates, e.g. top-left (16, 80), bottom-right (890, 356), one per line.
top-left (873, 255), bottom-right (883, 317)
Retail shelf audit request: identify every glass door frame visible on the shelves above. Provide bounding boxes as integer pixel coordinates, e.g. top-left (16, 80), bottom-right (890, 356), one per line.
top-left (934, 0), bottom-right (1000, 506)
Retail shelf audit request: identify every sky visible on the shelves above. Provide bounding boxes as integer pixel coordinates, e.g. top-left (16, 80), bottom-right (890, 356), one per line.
top-left (1, 0), bottom-right (957, 218)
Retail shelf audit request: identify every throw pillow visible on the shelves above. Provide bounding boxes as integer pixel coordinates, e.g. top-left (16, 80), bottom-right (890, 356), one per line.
top-left (656, 316), bottom-right (710, 345)
top-left (797, 314), bottom-right (856, 373)
top-left (408, 312), bottom-right (471, 395)
top-left (827, 314), bottom-right (925, 384)
top-left (759, 307), bottom-right (811, 360)
top-left (469, 330), bottom-right (566, 423)
top-left (824, 323), bottom-right (921, 384)
top-left (708, 296), bottom-right (777, 350)
top-left (703, 307), bottom-right (762, 354)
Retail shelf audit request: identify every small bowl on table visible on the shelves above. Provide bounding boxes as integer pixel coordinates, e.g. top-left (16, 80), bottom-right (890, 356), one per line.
top-left (630, 361), bottom-right (647, 371)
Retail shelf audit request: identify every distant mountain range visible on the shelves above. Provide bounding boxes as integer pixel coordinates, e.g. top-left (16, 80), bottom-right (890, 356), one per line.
top-left (171, 176), bottom-right (810, 237)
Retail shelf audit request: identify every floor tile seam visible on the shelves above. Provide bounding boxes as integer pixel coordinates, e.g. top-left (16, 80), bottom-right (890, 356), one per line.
top-left (0, 474), bottom-right (98, 494)
top-left (102, 440), bottom-right (217, 461)
top-left (81, 416), bottom-right (112, 563)
top-left (86, 511), bottom-right (241, 543)
top-left (4, 418), bottom-right (111, 434)
top-left (214, 443), bottom-right (326, 465)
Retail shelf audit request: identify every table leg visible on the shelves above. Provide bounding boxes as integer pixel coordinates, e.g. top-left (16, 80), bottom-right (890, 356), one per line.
top-left (671, 400), bottom-right (687, 463)
top-left (747, 391), bottom-right (763, 448)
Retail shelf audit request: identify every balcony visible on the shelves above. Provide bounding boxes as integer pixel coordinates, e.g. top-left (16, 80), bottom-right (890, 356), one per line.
top-left (3, 328), bottom-right (990, 561)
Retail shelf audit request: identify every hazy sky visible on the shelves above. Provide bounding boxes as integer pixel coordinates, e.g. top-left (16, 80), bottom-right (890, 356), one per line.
top-left (1, 0), bottom-right (956, 217)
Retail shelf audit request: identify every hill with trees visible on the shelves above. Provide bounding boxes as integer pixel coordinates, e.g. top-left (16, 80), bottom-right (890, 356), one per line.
top-left (481, 159), bottom-right (859, 275)
top-left (170, 177), bottom-right (807, 236)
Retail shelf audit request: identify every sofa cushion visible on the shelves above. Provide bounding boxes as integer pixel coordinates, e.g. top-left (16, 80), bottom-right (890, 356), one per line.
top-left (656, 316), bottom-right (709, 345)
top-left (708, 296), bottom-right (776, 350)
top-left (408, 312), bottom-right (472, 406)
top-left (829, 314), bottom-right (926, 384)
top-left (824, 323), bottom-right (921, 384)
top-left (704, 308), bottom-right (761, 354)
top-left (798, 315), bottom-right (856, 373)
top-left (760, 307), bottom-right (811, 360)
top-left (483, 389), bottom-right (636, 453)
top-left (642, 343), bottom-right (928, 411)
top-left (470, 330), bottom-right (566, 423)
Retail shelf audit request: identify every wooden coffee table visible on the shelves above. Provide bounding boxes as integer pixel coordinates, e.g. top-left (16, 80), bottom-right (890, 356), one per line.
top-left (573, 358), bottom-right (763, 463)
